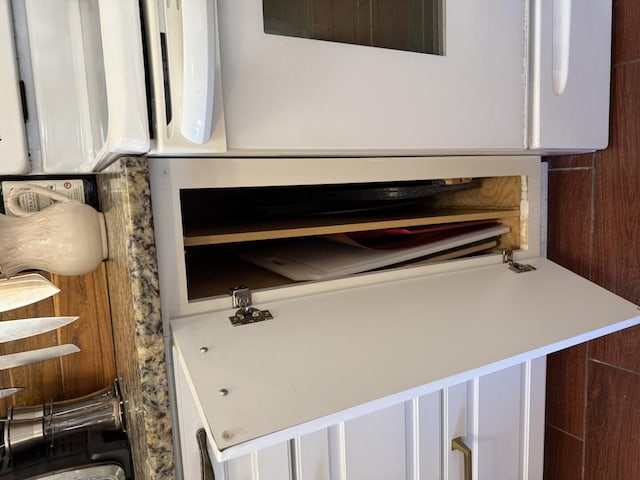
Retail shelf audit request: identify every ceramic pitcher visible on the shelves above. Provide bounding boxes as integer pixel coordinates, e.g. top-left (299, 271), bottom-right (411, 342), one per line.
top-left (0, 184), bottom-right (108, 278)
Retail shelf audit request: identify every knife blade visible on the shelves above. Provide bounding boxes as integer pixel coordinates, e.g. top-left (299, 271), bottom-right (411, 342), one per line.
top-left (0, 344), bottom-right (80, 370)
top-left (0, 316), bottom-right (79, 343)
top-left (0, 274), bottom-right (60, 313)
top-left (0, 387), bottom-right (23, 399)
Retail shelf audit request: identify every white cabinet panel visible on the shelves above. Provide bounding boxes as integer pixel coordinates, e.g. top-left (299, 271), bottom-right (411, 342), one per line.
top-left (173, 348), bottom-right (206, 480)
top-left (444, 382), bottom-right (470, 480)
top-left (224, 455), bottom-right (254, 480)
top-left (476, 365), bottom-right (523, 480)
top-left (293, 429), bottom-right (331, 480)
top-left (225, 444), bottom-right (292, 480)
top-left (412, 392), bottom-right (442, 479)
top-left (342, 404), bottom-right (407, 480)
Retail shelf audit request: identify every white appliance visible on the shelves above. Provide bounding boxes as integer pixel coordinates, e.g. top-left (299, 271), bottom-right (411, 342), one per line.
top-left (1, 0), bottom-right (613, 174)
top-left (142, 0), bottom-right (613, 156)
top-left (0, 0), bottom-right (149, 174)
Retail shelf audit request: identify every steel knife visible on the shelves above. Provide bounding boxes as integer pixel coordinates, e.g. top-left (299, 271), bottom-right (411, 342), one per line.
top-left (0, 387), bottom-right (23, 399)
top-left (0, 274), bottom-right (60, 313)
top-left (0, 316), bottom-right (79, 343)
top-left (0, 344), bottom-right (80, 370)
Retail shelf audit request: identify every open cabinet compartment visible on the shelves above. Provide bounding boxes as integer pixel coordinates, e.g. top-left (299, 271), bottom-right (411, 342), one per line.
top-left (180, 175), bottom-right (524, 301)
top-left (150, 156), bottom-right (541, 320)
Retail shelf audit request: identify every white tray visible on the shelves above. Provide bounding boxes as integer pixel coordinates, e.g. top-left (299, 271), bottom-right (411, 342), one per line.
top-left (241, 224), bottom-right (510, 281)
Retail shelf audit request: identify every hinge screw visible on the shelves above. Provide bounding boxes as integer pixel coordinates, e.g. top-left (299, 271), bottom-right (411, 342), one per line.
top-left (199, 346), bottom-right (209, 353)
top-left (219, 388), bottom-right (229, 396)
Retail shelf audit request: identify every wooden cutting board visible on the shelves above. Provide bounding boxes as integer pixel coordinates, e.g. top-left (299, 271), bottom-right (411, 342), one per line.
top-left (0, 264), bottom-right (116, 416)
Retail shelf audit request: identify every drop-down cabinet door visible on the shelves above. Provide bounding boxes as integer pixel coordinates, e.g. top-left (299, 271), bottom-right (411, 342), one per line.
top-left (172, 257), bottom-right (640, 478)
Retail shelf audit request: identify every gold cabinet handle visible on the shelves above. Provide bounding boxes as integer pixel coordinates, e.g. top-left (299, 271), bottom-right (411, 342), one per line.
top-left (196, 428), bottom-right (215, 480)
top-left (452, 436), bottom-right (472, 480)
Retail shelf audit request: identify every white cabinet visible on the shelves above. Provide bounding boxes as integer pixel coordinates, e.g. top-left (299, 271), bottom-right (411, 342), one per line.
top-left (150, 156), bottom-right (640, 480)
top-left (175, 357), bottom-right (546, 480)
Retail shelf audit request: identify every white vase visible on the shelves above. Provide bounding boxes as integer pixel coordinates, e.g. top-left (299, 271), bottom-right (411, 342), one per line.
top-left (0, 184), bottom-right (108, 278)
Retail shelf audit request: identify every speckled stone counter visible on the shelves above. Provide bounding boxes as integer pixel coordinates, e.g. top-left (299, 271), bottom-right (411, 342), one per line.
top-left (97, 158), bottom-right (175, 480)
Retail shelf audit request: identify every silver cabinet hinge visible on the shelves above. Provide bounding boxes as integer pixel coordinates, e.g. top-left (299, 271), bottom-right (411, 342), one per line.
top-left (228, 286), bottom-right (273, 326)
top-left (502, 250), bottom-right (536, 274)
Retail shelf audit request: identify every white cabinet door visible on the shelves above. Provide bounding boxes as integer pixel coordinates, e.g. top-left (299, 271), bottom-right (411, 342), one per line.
top-left (218, 0), bottom-right (526, 152)
top-left (445, 359), bottom-right (546, 480)
top-left (207, 358), bottom-right (545, 480)
top-left (172, 257), bottom-right (639, 461)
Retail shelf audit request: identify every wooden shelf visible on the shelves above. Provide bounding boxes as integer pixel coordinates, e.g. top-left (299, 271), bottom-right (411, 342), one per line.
top-left (183, 207), bottom-right (520, 246)
top-left (180, 175), bottom-right (525, 300)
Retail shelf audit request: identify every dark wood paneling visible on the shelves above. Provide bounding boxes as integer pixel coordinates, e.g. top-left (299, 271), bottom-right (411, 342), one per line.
top-left (590, 325), bottom-right (640, 374)
top-left (546, 344), bottom-right (587, 438)
top-left (585, 360), bottom-right (640, 480)
top-left (593, 64), bottom-right (640, 305)
top-left (546, 154), bottom-right (594, 170)
top-left (0, 265), bottom-right (116, 416)
top-left (544, 425), bottom-right (584, 480)
top-left (612, 0), bottom-right (640, 65)
top-left (547, 169), bottom-right (593, 278)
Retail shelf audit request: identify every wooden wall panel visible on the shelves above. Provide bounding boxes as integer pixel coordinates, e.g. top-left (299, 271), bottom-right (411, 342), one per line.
top-left (545, 343), bottom-right (587, 439)
top-left (592, 63), bottom-right (640, 305)
top-left (547, 168), bottom-right (593, 279)
top-left (544, 425), bottom-right (583, 480)
top-left (612, 0), bottom-right (640, 64)
top-left (585, 361), bottom-right (640, 480)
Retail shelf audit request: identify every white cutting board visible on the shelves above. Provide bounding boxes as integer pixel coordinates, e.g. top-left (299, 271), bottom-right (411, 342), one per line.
top-left (241, 225), bottom-right (510, 281)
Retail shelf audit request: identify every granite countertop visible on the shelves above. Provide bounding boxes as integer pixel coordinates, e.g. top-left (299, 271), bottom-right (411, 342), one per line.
top-left (97, 158), bottom-right (175, 480)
